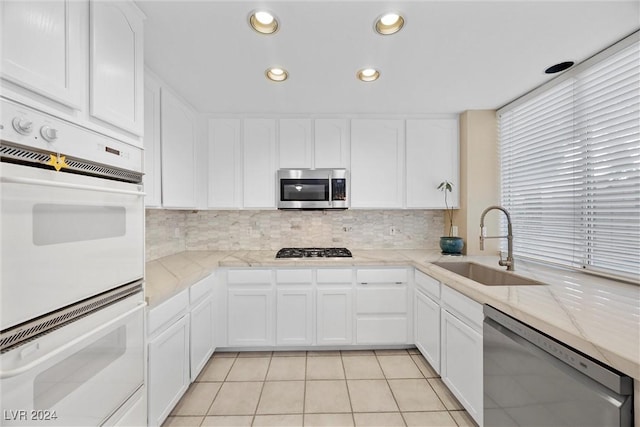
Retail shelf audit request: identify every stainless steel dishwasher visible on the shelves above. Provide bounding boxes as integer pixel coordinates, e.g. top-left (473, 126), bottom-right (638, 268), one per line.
top-left (483, 305), bottom-right (633, 427)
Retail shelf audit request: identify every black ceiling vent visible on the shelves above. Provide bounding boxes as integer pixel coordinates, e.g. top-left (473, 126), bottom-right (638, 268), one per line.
top-left (545, 61), bottom-right (575, 74)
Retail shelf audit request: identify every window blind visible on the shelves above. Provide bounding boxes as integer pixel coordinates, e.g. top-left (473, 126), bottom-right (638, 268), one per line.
top-left (499, 40), bottom-right (639, 281)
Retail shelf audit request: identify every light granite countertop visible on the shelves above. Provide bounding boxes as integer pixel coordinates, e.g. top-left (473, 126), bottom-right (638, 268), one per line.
top-left (145, 249), bottom-right (640, 381)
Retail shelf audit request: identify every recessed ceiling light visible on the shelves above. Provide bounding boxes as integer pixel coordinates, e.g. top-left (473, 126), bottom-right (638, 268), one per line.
top-left (266, 67), bottom-right (288, 82)
top-left (375, 13), bottom-right (404, 35)
top-left (249, 10), bottom-right (278, 34)
top-left (544, 61), bottom-right (575, 74)
top-left (357, 68), bottom-right (380, 82)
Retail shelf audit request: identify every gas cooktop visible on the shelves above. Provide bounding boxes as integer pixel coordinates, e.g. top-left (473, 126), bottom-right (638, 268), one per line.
top-left (276, 247), bottom-right (353, 259)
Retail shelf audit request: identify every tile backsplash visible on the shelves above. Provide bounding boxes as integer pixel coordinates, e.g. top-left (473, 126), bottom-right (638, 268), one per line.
top-left (146, 209), bottom-right (444, 261)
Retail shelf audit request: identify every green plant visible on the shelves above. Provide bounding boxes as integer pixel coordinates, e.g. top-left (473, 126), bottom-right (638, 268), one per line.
top-left (437, 180), bottom-right (455, 237)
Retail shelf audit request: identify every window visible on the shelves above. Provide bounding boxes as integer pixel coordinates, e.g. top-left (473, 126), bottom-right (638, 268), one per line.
top-left (499, 36), bottom-right (639, 281)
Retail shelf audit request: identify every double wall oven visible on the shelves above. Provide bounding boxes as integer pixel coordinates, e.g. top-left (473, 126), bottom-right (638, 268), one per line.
top-left (0, 99), bottom-right (146, 426)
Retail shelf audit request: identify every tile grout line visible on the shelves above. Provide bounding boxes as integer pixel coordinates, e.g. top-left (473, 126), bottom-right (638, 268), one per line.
top-left (251, 352), bottom-right (273, 425)
top-left (198, 353), bottom-right (238, 427)
top-left (375, 351), bottom-right (409, 427)
top-left (409, 353), bottom-right (464, 427)
top-left (165, 349), bottom-right (476, 427)
top-left (301, 351), bottom-right (308, 426)
top-left (338, 352), bottom-right (356, 427)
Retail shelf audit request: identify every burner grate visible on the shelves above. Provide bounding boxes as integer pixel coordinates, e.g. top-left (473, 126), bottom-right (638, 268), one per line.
top-left (276, 247), bottom-right (352, 258)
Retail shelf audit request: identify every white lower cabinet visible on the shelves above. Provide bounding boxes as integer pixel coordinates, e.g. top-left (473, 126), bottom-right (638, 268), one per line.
top-left (355, 268), bottom-right (410, 345)
top-left (316, 287), bottom-right (353, 345)
top-left (189, 275), bottom-right (215, 381)
top-left (227, 289), bottom-right (274, 346)
top-left (276, 288), bottom-right (313, 345)
top-left (147, 275), bottom-right (215, 426)
top-left (414, 270), bottom-right (441, 373)
top-left (414, 289), bottom-right (441, 372)
top-left (440, 287), bottom-right (484, 427)
top-left (147, 313), bottom-right (190, 427)
top-left (190, 296), bottom-right (214, 381)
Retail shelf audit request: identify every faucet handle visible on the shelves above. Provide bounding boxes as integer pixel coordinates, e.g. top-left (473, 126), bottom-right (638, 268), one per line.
top-left (498, 252), bottom-right (515, 270)
top-left (498, 252), bottom-right (507, 266)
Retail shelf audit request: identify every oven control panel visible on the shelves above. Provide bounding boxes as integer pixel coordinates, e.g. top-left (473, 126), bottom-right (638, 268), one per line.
top-left (0, 99), bottom-right (142, 173)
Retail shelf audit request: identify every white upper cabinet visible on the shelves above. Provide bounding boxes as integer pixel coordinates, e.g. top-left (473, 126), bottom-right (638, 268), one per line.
top-left (314, 119), bottom-right (349, 169)
top-left (279, 119), bottom-right (312, 169)
top-left (350, 119), bottom-right (405, 208)
top-left (208, 119), bottom-right (241, 208)
top-left (89, 1), bottom-right (144, 136)
top-left (1, 0), bottom-right (144, 146)
top-left (161, 90), bottom-right (196, 208)
top-left (143, 71), bottom-right (162, 207)
top-left (406, 119), bottom-right (460, 208)
top-left (1, 0), bottom-right (84, 109)
top-left (243, 119), bottom-right (277, 209)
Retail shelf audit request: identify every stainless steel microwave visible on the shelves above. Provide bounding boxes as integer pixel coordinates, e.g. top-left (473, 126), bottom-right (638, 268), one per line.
top-left (277, 169), bottom-right (348, 209)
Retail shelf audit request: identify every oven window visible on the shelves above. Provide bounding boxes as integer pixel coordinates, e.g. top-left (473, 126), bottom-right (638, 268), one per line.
top-left (33, 204), bottom-right (126, 246)
top-left (33, 327), bottom-right (127, 410)
top-left (281, 179), bottom-right (329, 201)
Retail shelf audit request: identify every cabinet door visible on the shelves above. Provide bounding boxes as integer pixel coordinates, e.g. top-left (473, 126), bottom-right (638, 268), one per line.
top-left (161, 90), bottom-right (196, 208)
top-left (190, 297), bottom-right (214, 382)
top-left (227, 289), bottom-right (274, 346)
top-left (350, 119), bottom-right (404, 208)
top-left (279, 119), bottom-right (312, 169)
top-left (356, 317), bottom-right (408, 344)
top-left (276, 288), bottom-right (313, 346)
top-left (208, 119), bottom-right (241, 208)
top-left (89, 1), bottom-right (144, 136)
top-left (316, 288), bottom-right (353, 345)
top-left (314, 119), bottom-right (349, 169)
top-left (406, 119), bottom-right (459, 208)
top-left (148, 315), bottom-right (190, 427)
top-left (441, 310), bottom-right (483, 426)
top-left (143, 72), bottom-right (162, 207)
top-left (1, 0), bottom-right (84, 108)
top-left (415, 290), bottom-right (441, 373)
top-left (243, 119), bottom-right (277, 208)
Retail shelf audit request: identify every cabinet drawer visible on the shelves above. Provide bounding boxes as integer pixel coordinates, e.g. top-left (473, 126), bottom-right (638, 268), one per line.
top-left (276, 269), bottom-right (312, 284)
top-left (357, 268), bottom-right (407, 284)
top-left (190, 274), bottom-right (213, 304)
top-left (228, 269), bottom-right (272, 284)
top-left (317, 268), bottom-right (353, 284)
top-left (356, 287), bottom-right (407, 314)
top-left (356, 317), bottom-right (408, 344)
top-left (441, 285), bottom-right (483, 331)
top-left (415, 270), bottom-right (440, 301)
top-left (148, 289), bottom-right (189, 336)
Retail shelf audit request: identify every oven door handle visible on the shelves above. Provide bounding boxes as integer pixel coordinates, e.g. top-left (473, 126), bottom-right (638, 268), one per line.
top-left (0, 302), bottom-right (146, 379)
top-left (1, 176), bottom-right (145, 196)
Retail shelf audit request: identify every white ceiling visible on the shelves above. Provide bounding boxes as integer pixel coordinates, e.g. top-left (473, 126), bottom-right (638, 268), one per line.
top-left (137, 1), bottom-right (639, 115)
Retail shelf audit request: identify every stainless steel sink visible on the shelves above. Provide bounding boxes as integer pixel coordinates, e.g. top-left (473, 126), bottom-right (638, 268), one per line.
top-left (432, 262), bottom-right (546, 286)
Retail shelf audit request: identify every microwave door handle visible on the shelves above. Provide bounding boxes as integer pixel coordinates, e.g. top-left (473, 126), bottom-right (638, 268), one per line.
top-left (0, 302), bottom-right (146, 380)
top-left (1, 176), bottom-right (145, 196)
top-left (328, 173), bottom-right (333, 206)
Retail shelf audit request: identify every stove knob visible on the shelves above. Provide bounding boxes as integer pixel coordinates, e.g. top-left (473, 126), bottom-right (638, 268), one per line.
top-left (12, 117), bottom-right (33, 135)
top-left (40, 126), bottom-right (59, 142)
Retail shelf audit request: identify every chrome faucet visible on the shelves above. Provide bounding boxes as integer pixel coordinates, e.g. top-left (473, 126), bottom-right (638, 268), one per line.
top-left (480, 206), bottom-right (515, 271)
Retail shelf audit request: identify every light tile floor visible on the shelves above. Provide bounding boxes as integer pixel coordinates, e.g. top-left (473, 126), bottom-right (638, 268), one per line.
top-left (163, 349), bottom-right (478, 427)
